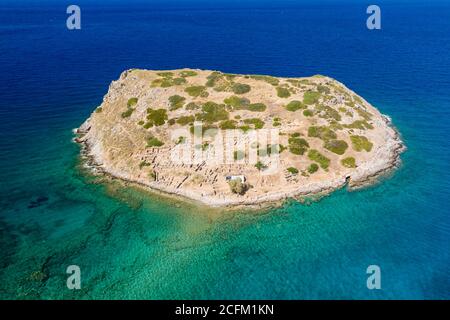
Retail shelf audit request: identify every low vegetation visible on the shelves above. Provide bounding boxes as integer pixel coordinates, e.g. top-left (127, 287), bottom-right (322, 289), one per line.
top-left (276, 86), bottom-right (291, 98)
top-left (232, 83), bottom-right (251, 94)
top-left (308, 149), bottom-right (330, 169)
top-left (308, 126), bottom-right (337, 141)
top-left (288, 134), bottom-right (310, 155)
top-left (195, 102), bottom-right (229, 123)
top-left (146, 108), bottom-right (168, 126)
top-left (228, 179), bottom-right (249, 195)
top-left (303, 91), bottom-right (321, 105)
top-left (341, 157), bottom-right (356, 168)
top-left (324, 139), bottom-right (349, 155)
top-left (350, 135), bottom-right (373, 152)
top-left (285, 100), bottom-right (305, 112)
top-left (168, 95), bottom-right (186, 110)
top-left (307, 163), bottom-right (319, 174)
top-left (243, 118), bottom-right (265, 129)
top-left (287, 167), bottom-right (299, 175)
top-left (184, 86), bottom-right (209, 98)
top-left (146, 136), bottom-right (164, 147)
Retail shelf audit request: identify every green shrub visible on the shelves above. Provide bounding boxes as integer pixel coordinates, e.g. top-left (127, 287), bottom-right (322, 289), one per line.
top-left (139, 161), bottom-right (151, 169)
top-left (239, 125), bottom-right (251, 133)
top-left (308, 149), bottom-right (330, 169)
top-left (303, 91), bottom-right (321, 105)
top-left (219, 120), bottom-right (237, 129)
top-left (196, 102), bottom-right (229, 123)
top-left (95, 107), bottom-right (103, 113)
top-left (137, 120), bottom-right (144, 125)
top-left (288, 136), bottom-right (310, 155)
top-left (232, 83), bottom-right (251, 94)
top-left (146, 136), bottom-right (164, 147)
top-left (341, 157), bottom-right (356, 168)
top-left (205, 71), bottom-right (223, 87)
top-left (175, 136), bottom-right (186, 144)
top-left (151, 77), bottom-right (186, 87)
top-left (285, 100), bottom-right (305, 112)
top-left (224, 95), bottom-right (250, 108)
top-left (350, 135), bottom-right (373, 152)
top-left (143, 122), bottom-right (153, 129)
top-left (344, 120), bottom-right (374, 130)
top-left (276, 87), bottom-right (291, 98)
top-left (185, 86), bottom-right (209, 98)
top-left (185, 102), bottom-right (199, 110)
top-left (303, 109), bottom-right (313, 117)
top-left (247, 103), bottom-right (267, 112)
top-left (307, 163), bottom-right (319, 174)
top-left (146, 108), bottom-right (168, 126)
top-left (168, 95), bottom-right (186, 110)
top-left (324, 139), bottom-right (349, 155)
top-left (317, 85), bottom-right (330, 94)
top-left (228, 179), bottom-right (249, 195)
top-left (356, 108), bottom-right (373, 120)
top-left (249, 75), bottom-right (279, 86)
top-left (287, 167), bottom-right (299, 174)
top-left (127, 97), bottom-right (138, 107)
top-left (308, 126), bottom-right (337, 141)
top-left (121, 108), bottom-right (134, 118)
top-left (316, 104), bottom-right (341, 121)
top-left (255, 161), bottom-right (267, 171)
top-left (176, 115), bottom-right (195, 126)
top-left (243, 118), bottom-right (265, 129)
top-left (157, 72), bottom-right (173, 78)
top-left (179, 70), bottom-right (198, 77)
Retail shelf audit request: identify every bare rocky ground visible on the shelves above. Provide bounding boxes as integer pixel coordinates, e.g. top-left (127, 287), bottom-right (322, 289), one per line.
top-left (76, 69), bottom-right (404, 207)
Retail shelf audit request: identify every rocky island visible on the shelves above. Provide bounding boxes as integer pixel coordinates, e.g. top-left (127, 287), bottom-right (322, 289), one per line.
top-left (76, 69), bottom-right (404, 207)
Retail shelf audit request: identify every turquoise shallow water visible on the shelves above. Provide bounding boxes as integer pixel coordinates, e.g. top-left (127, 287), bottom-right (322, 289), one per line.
top-left (0, 1), bottom-right (449, 299)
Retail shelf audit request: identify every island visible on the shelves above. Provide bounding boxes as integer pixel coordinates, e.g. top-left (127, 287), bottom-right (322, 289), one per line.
top-left (75, 69), bottom-right (404, 207)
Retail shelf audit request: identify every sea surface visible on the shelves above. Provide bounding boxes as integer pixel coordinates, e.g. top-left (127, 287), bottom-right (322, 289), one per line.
top-left (0, 0), bottom-right (449, 299)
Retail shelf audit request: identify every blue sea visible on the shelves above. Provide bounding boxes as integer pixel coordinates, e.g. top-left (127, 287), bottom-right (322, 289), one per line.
top-left (0, 0), bottom-right (449, 299)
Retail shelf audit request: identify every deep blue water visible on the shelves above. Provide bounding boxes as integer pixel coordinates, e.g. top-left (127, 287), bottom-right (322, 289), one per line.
top-left (0, 0), bottom-right (449, 299)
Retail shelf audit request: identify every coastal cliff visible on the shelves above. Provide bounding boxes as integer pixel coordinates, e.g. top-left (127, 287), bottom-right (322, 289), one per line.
top-left (76, 69), bottom-right (404, 207)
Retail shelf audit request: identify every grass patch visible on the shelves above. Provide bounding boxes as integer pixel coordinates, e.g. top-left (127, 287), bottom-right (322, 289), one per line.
top-left (285, 100), bottom-right (305, 112)
top-left (287, 167), bottom-right (299, 175)
top-left (146, 108), bottom-right (168, 126)
top-left (228, 179), bottom-right (249, 195)
top-left (168, 95), bottom-right (186, 110)
top-left (176, 115), bottom-right (195, 126)
top-left (95, 107), bottom-right (103, 113)
top-left (185, 102), bottom-right (199, 110)
top-left (316, 105), bottom-right (341, 121)
top-left (308, 149), bottom-right (330, 169)
top-left (308, 126), bottom-right (337, 141)
top-left (146, 136), bottom-right (164, 147)
top-left (196, 102), bottom-right (229, 123)
top-left (224, 95), bottom-right (250, 108)
top-left (344, 120), bottom-right (374, 130)
top-left (341, 157), bottom-right (356, 168)
top-left (303, 91), bottom-right (321, 105)
top-left (185, 86), bottom-right (209, 98)
top-left (151, 77), bottom-right (186, 87)
top-left (288, 135), bottom-right (310, 155)
top-left (316, 85), bottom-right (331, 94)
top-left (127, 97), bottom-right (138, 107)
top-left (179, 70), bottom-right (198, 77)
top-left (276, 86), bottom-right (291, 98)
top-left (255, 161), bottom-right (267, 171)
top-left (324, 139), bottom-right (349, 155)
top-left (303, 109), bottom-right (314, 117)
top-left (247, 103), bottom-right (267, 112)
top-left (232, 83), bottom-right (251, 94)
top-left (121, 108), bottom-right (135, 118)
top-left (248, 75), bottom-right (279, 86)
top-left (243, 118), bottom-right (265, 129)
top-left (219, 120), bottom-right (237, 129)
top-left (350, 135), bottom-right (373, 152)
top-left (307, 163), bottom-right (319, 174)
